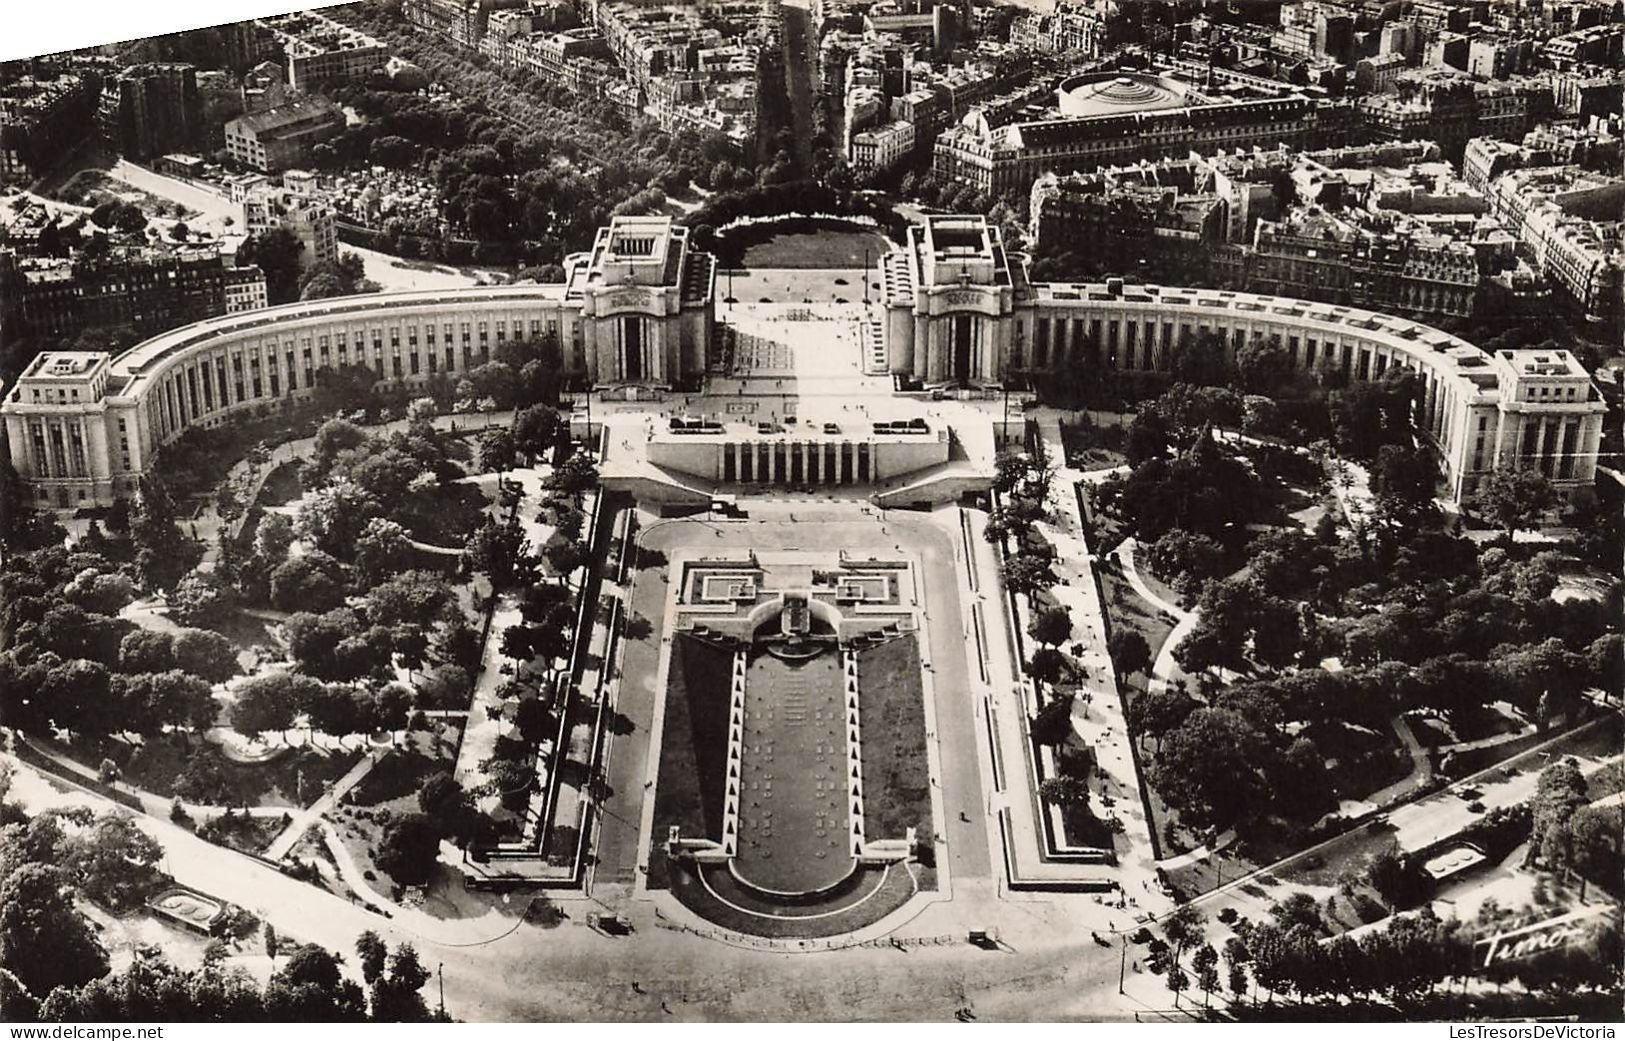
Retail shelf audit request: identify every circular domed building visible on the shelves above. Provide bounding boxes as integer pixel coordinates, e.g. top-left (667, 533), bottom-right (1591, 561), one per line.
top-left (1055, 72), bottom-right (1191, 118)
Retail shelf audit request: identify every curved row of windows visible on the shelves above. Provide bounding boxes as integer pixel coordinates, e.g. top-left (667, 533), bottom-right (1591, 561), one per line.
top-left (107, 286), bottom-right (580, 463)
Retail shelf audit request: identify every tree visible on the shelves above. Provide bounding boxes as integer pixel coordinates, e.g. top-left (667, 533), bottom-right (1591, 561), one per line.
top-left (1371, 444), bottom-right (1439, 526)
top-left (1366, 847), bottom-right (1428, 909)
top-left (462, 517), bottom-right (537, 594)
top-left (1029, 604), bottom-right (1072, 648)
top-left (1471, 465), bottom-right (1558, 539)
top-left (1163, 904), bottom-right (1207, 964)
top-left (1165, 962), bottom-right (1189, 1007)
top-left (0, 864), bottom-right (108, 999)
top-left (62, 568), bottom-right (136, 615)
top-left (1529, 757), bottom-right (1589, 871)
top-left (1126, 684), bottom-right (1197, 749)
top-left (1328, 374), bottom-right (1417, 461)
top-left (263, 944), bottom-right (367, 1021)
top-left (355, 931), bottom-right (388, 986)
top-left (1192, 943), bottom-right (1220, 1007)
top-left (416, 663), bottom-right (471, 710)
top-left (1107, 629), bottom-right (1152, 681)
top-left (130, 479), bottom-right (202, 592)
top-left (300, 682), bottom-right (365, 739)
top-left (58, 810), bottom-right (159, 911)
top-left (541, 533), bottom-right (587, 576)
top-left (1029, 646), bottom-right (1066, 687)
top-left (270, 551), bottom-right (349, 613)
top-left (1038, 774), bottom-right (1090, 807)
top-left (514, 405), bottom-right (561, 463)
top-left (254, 513), bottom-right (296, 570)
top-left (1269, 891), bottom-right (1325, 935)
top-left (296, 480), bottom-right (381, 559)
top-left (1586, 633), bottom-right (1621, 696)
top-left (1151, 708), bottom-right (1273, 831)
top-left (1568, 805), bottom-right (1622, 896)
top-left (366, 682), bottom-right (414, 735)
top-left (300, 271), bottom-right (346, 301)
top-left (168, 569), bottom-right (237, 628)
top-left (477, 428), bottom-right (517, 474)
top-left (354, 518), bottom-right (415, 588)
top-left (306, 419), bottom-right (369, 485)
top-left (237, 226), bottom-right (306, 305)
top-left (434, 622), bottom-right (481, 675)
top-left (994, 450), bottom-right (1034, 495)
top-left (1223, 936), bottom-right (1251, 1003)
top-left (171, 628), bottom-right (240, 684)
top-left (172, 749), bottom-right (234, 805)
top-left (375, 813), bottom-right (442, 886)
top-left (547, 452), bottom-right (599, 499)
top-left (232, 672), bottom-right (310, 739)
top-left (364, 571), bottom-right (456, 629)
top-left (1125, 409), bottom-right (1171, 466)
top-left (115, 670), bottom-right (217, 737)
top-left (1142, 530), bottom-right (1225, 599)
top-left (370, 942), bottom-right (434, 1022)
top-left (114, 204), bottom-right (148, 234)
top-left (0, 967), bottom-right (39, 1023)
top-left (1002, 554), bottom-right (1056, 598)
top-left (263, 923), bottom-right (280, 961)
top-left (1234, 336), bottom-right (1291, 395)
top-left (416, 772), bottom-right (464, 822)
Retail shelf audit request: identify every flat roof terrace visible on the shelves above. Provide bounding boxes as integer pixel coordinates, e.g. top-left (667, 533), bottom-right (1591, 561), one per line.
top-left (1025, 279), bottom-right (1506, 400)
top-left (657, 416), bottom-right (939, 443)
top-left (102, 282), bottom-right (577, 392)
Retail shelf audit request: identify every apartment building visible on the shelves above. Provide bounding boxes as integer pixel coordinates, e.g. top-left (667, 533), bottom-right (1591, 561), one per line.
top-left (224, 96), bottom-right (346, 172)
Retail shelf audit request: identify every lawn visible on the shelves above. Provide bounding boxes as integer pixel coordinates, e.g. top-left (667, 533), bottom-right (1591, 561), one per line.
top-left (1096, 564), bottom-right (1189, 857)
top-left (256, 461), bottom-right (304, 507)
top-left (53, 169), bottom-right (201, 219)
top-left (1098, 566), bottom-right (1177, 657)
top-left (287, 823), bottom-right (362, 904)
top-left (855, 634), bottom-right (934, 854)
top-left (1308, 720), bottom-right (1413, 804)
top-left (209, 609), bottom-right (282, 657)
top-left (328, 746), bottom-right (457, 895)
top-left (71, 734), bottom-right (363, 809)
top-left (735, 223), bottom-right (892, 269)
top-left (647, 635), bottom-right (735, 888)
top-left (195, 809), bottom-right (287, 857)
top-left (345, 746), bottom-right (452, 808)
top-left (1051, 745), bottom-right (1115, 851)
top-left (1059, 418), bottom-right (1128, 472)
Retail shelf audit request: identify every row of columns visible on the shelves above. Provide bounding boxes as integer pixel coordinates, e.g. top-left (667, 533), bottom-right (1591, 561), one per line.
top-left (723, 440), bottom-right (874, 485)
top-left (1517, 414), bottom-right (1583, 481)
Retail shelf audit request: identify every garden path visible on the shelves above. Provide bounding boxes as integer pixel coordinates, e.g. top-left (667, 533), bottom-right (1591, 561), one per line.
top-left (263, 750), bottom-right (384, 860)
top-left (1112, 537), bottom-right (1196, 698)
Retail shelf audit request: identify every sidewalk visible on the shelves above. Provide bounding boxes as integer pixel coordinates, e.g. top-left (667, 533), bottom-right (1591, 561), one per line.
top-left (1018, 414), bottom-right (1172, 910)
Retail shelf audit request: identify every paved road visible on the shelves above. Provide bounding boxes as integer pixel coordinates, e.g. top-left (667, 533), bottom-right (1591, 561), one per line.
top-left (780, 2), bottom-right (817, 175)
top-left (1183, 720), bottom-right (1623, 943)
top-left (8, 745), bottom-right (1178, 1020)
